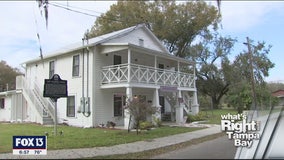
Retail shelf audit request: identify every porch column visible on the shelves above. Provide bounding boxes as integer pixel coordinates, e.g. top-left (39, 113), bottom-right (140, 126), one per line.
top-left (152, 88), bottom-right (161, 125)
top-left (124, 87), bottom-right (133, 129)
top-left (191, 91), bottom-right (199, 115)
top-left (176, 90), bottom-right (184, 124)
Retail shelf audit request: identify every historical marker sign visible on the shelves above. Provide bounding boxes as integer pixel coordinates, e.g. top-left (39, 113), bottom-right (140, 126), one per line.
top-left (43, 74), bottom-right (67, 136)
top-left (43, 74), bottom-right (68, 99)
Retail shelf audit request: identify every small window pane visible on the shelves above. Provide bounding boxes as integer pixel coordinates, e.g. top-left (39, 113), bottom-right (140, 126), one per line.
top-left (114, 95), bottom-right (123, 116)
top-left (0, 98), bottom-right (4, 109)
top-left (72, 55), bottom-right (80, 77)
top-left (67, 96), bottom-right (75, 117)
top-left (49, 61), bottom-right (55, 78)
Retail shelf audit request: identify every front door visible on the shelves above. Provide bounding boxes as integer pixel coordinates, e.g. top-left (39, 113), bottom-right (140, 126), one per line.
top-left (159, 96), bottom-right (165, 114)
top-left (114, 55), bottom-right (122, 65)
top-left (114, 55), bottom-right (122, 79)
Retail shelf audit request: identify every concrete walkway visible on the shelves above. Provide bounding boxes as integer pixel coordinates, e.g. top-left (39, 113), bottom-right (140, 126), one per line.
top-left (0, 124), bottom-right (221, 159)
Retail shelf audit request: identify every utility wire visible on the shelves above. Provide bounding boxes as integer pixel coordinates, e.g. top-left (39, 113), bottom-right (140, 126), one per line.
top-left (33, 3), bottom-right (44, 61)
top-left (48, 2), bottom-right (100, 18)
top-left (51, 1), bottom-right (105, 15)
top-left (48, 2), bottom-right (124, 23)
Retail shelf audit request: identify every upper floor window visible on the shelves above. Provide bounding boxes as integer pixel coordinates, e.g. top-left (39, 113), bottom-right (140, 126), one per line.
top-left (72, 55), bottom-right (80, 77)
top-left (0, 98), bottom-right (5, 109)
top-left (49, 61), bottom-right (55, 78)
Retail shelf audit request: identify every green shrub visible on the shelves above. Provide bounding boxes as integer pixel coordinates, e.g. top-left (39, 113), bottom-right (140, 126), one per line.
top-left (153, 116), bottom-right (162, 127)
top-left (187, 112), bottom-right (206, 123)
top-left (139, 121), bottom-right (153, 130)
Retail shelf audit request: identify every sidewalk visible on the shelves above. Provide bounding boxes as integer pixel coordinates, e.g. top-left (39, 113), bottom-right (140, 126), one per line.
top-left (0, 124), bottom-right (221, 159)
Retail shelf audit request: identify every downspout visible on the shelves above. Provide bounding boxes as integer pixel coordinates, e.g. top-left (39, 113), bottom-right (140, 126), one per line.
top-left (84, 45), bottom-right (90, 117)
top-left (82, 38), bottom-right (85, 114)
top-left (83, 31), bottom-right (90, 117)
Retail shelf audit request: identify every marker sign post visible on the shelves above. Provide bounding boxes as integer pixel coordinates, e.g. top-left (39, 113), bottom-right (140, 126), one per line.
top-left (43, 74), bottom-right (68, 135)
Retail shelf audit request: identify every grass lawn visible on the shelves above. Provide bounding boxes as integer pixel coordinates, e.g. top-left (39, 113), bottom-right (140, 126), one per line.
top-left (199, 109), bottom-right (238, 124)
top-left (0, 123), bottom-right (204, 153)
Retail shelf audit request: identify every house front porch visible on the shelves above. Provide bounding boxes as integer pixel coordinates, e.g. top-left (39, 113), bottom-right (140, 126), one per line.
top-left (97, 44), bottom-right (199, 129)
top-left (98, 85), bottom-right (198, 129)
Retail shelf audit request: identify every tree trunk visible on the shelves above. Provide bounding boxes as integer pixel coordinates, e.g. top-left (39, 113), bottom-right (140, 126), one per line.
top-left (136, 120), bottom-right (139, 135)
top-left (212, 97), bottom-right (219, 109)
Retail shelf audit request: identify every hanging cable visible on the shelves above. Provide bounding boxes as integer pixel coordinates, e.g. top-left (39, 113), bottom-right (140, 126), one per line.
top-left (33, 3), bottom-right (44, 63)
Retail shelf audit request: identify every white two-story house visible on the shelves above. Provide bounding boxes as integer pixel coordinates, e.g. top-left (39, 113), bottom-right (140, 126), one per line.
top-left (1, 24), bottom-right (199, 129)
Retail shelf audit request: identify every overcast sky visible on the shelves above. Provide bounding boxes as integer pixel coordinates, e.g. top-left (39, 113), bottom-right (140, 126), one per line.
top-left (0, 1), bottom-right (283, 83)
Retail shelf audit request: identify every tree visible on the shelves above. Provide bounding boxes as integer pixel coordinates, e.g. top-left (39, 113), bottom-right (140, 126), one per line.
top-left (226, 80), bottom-right (252, 113)
top-left (125, 96), bottom-right (156, 135)
top-left (188, 32), bottom-right (237, 109)
top-left (89, 0), bottom-right (220, 57)
top-left (225, 40), bottom-right (275, 111)
top-left (234, 39), bottom-right (274, 85)
top-left (0, 61), bottom-right (23, 91)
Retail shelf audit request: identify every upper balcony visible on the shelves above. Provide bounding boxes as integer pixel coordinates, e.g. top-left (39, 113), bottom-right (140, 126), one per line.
top-left (98, 43), bottom-right (196, 91)
top-left (101, 63), bottom-right (196, 90)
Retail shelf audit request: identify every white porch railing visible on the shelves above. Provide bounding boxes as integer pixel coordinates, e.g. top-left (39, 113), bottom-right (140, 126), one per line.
top-left (183, 92), bottom-right (192, 114)
top-left (101, 63), bottom-right (195, 88)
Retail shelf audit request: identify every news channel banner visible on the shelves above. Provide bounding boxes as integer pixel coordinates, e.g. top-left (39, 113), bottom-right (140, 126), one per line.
top-left (12, 136), bottom-right (47, 155)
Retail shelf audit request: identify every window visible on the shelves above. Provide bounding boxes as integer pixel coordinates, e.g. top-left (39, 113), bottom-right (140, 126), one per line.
top-left (158, 64), bottom-right (164, 69)
top-left (139, 38), bottom-right (144, 47)
top-left (114, 95), bottom-right (125, 117)
top-left (0, 98), bottom-right (4, 109)
top-left (49, 61), bottom-right (55, 78)
top-left (72, 55), bottom-right (80, 77)
top-left (67, 96), bottom-right (75, 117)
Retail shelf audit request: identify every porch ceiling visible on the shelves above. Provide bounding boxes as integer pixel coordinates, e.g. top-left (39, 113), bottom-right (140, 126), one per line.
top-left (98, 43), bottom-right (129, 54)
top-left (100, 83), bottom-right (196, 91)
top-left (98, 43), bottom-right (195, 65)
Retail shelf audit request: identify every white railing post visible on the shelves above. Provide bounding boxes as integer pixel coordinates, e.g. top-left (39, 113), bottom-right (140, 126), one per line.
top-left (117, 66), bottom-right (121, 82)
top-left (127, 49), bottom-right (131, 83)
top-left (108, 68), bottom-right (111, 83)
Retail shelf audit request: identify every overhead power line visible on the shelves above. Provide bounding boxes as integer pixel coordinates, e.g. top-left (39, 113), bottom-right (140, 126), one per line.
top-left (51, 1), bottom-right (105, 15)
top-left (48, 2), bottom-right (124, 23)
top-left (48, 2), bottom-right (101, 18)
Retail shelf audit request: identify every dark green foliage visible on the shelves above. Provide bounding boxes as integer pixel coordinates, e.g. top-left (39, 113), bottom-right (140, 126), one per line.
top-left (187, 112), bottom-right (207, 123)
top-left (0, 60), bottom-right (23, 91)
top-left (139, 121), bottom-right (153, 130)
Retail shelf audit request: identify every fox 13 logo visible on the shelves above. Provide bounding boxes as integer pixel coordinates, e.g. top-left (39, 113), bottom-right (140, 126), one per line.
top-left (13, 136), bottom-right (47, 155)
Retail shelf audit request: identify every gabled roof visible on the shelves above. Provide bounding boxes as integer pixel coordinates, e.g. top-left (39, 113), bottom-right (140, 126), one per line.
top-left (272, 89), bottom-right (284, 97)
top-left (23, 24), bottom-right (170, 65)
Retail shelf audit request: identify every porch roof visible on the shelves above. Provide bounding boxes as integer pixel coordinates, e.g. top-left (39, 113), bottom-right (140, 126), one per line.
top-left (99, 43), bottom-right (195, 65)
